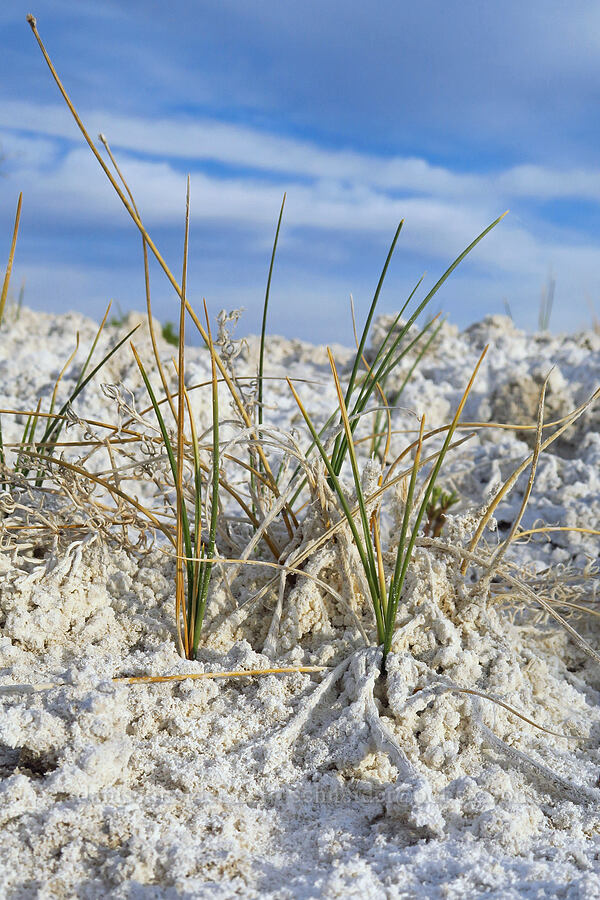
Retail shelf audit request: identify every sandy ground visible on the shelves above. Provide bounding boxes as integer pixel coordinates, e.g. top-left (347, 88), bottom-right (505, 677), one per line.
top-left (1, 306), bottom-right (600, 898)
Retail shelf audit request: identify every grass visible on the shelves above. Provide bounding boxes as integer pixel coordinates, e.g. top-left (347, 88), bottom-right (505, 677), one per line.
top-left (288, 344), bottom-right (487, 665)
top-left (424, 485), bottom-right (459, 538)
top-left (0, 193), bottom-right (22, 330)
top-left (131, 288), bottom-right (221, 659)
top-left (161, 321), bottom-right (179, 348)
top-left (0, 18), bottom-right (597, 804)
top-left (7, 15), bottom-right (592, 666)
top-left (0, 17), bottom-right (598, 827)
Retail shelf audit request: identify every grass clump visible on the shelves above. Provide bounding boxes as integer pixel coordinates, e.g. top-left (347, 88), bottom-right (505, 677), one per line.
top-left (5, 17), bottom-right (600, 813)
top-left (17, 14), bottom-right (577, 665)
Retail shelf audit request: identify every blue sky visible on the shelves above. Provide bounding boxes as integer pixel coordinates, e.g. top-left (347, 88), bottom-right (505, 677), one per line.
top-left (1, 0), bottom-right (600, 343)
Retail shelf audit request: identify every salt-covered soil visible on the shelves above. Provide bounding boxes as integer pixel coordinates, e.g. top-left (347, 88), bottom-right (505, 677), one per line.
top-left (1, 305), bottom-right (600, 898)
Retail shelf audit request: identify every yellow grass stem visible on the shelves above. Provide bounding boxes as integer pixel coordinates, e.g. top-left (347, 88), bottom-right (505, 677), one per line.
top-left (0, 192), bottom-right (22, 328)
top-left (113, 666), bottom-right (328, 685)
top-left (98, 132), bottom-right (177, 424)
top-left (174, 179), bottom-right (191, 658)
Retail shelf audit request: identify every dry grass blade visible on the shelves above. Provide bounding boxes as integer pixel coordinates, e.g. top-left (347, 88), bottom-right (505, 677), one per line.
top-left (462, 383), bottom-right (600, 575)
top-left (430, 685), bottom-right (574, 740)
top-left (114, 666), bottom-right (327, 685)
top-left (0, 667), bottom-right (328, 694)
top-left (98, 132), bottom-right (177, 424)
top-left (175, 177), bottom-right (191, 657)
top-left (484, 371), bottom-right (549, 580)
top-left (516, 526), bottom-right (600, 540)
top-left (0, 192), bottom-right (22, 328)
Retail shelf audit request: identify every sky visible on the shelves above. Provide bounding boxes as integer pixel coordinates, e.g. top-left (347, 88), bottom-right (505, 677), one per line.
top-left (1, 0), bottom-right (600, 344)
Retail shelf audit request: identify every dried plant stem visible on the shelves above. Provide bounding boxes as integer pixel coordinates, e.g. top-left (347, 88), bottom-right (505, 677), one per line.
top-left (0, 192), bottom-right (22, 328)
top-left (114, 666), bottom-right (327, 685)
top-left (98, 132), bottom-right (177, 423)
top-left (0, 667), bottom-right (328, 695)
top-left (462, 383), bottom-right (600, 574)
top-left (484, 373), bottom-right (548, 581)
top-left (175, 177), bottom-right (191, 657)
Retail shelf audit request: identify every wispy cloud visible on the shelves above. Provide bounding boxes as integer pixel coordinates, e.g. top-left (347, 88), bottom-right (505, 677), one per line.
top-left (4, 100), bottom-right (600, 206)
top-left (1, 3), bottom-right (600, 340)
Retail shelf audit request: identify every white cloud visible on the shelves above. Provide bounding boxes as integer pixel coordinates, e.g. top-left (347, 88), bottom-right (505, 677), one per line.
top-left (1, 133), bottom-right (588, 285)
top-left (1, 100), bottom-right (599, 341)
top-left (496, 165), bottom-right (600, 201)
top-left (3, 100), bottom-right (600, 205)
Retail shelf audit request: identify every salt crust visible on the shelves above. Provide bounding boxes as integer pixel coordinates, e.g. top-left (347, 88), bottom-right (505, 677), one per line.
top-left (0, 308), bottom-right (600, 896)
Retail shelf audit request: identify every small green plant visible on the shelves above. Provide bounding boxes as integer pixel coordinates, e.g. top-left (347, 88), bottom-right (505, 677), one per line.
top-left (424, 485), bottom-right (459, 538)
top-left (24, 13), bottom-right (509, 667)
top-left (108, 302), bottom-right (128, 328)
top-left (128, 178), bottom-right (219, 659)
top-left (538, 272), bottom-right (555, 331)
top-left (132, 307), bottom-right (219, 658)
top-left (0, 284), bottom-right (139, 491)
top-left (161, 321), bottom-right (179, 347)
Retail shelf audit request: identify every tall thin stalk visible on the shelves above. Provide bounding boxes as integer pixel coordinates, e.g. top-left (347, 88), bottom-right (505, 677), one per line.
top-left (0, 193), bottom-right (22, 329)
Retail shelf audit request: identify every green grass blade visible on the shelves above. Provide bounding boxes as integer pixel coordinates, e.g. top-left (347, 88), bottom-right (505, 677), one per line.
top-left (343, 220), bottom-right (404, 409)
top-left (131, 344), bottom-right (194, 590)
top-left (73, 303), bottom-right (112, 394)
top-left (329, 221), bottom-right (404, 470)
top-left (258, 194), bottom-right (285, 430)
top-left (193, 305), bottom-right (221, 655)
top-left (287, 377), bottom-right (382, 622)
top-left (184, 386), bottom-right (203, 623)
top-left (335, 307), bottom-right (434, 473)
top-left (328, 349), bottom-right (385, 641)
top-left (372, 316), bottom-right (443, 458)
top-left (384, 416), bottom-right (424, 642)
top-left (20, 399), bottom-right (42, 480)
top-left (332, 212), bottom-right (506, 477)
top-left (363, 273), bottom-right (426, 383)
top-left (383, 347), bottom-right (488, 658)
top-left (15, 412), bottom-right (34, 478)
top-left (252, 193), bottom-right (286, 517)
